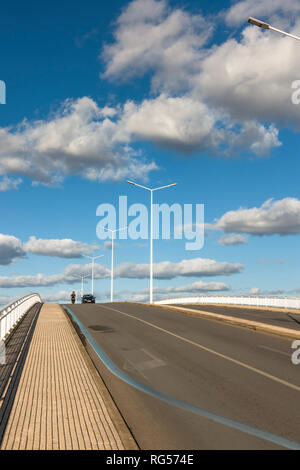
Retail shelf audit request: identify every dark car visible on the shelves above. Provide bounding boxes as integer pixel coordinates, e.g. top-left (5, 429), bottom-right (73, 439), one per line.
top-left (82, 294), bottom-right (96, 304)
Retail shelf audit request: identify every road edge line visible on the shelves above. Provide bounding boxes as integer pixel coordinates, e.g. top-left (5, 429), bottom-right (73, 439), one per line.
top-left (140, 303), bottom-right (300, 340)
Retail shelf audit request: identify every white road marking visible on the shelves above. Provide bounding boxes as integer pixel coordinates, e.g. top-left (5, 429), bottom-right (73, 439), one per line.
top-left (123, 348), bottom-right (166, 378)
top-left (102, 305), bottom-right (300, 393)
top-left (258, 345), bottom-right (290, 357)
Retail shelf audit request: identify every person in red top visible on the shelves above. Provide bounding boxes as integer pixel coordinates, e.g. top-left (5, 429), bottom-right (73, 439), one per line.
top-left (71, 291), bottom-right (76, 304)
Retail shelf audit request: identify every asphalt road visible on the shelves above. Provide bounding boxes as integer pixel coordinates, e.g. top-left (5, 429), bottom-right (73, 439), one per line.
top-left (172, 304), bottom-right (300, 331)
top-left (66, 302), bottom-right (300, 450)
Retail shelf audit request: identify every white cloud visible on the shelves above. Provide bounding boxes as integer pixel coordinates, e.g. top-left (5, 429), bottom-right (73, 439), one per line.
top-left (214, 198), bottom-right (300, 235)
top-left (226, 0), bottom-right (300, 26)
top-left (120, 94), bottom-right (220, 153)
top-left (0, 256), bottom-right (242, 289)
top-left (218, 234), bottom-right (248, 246)
top-left (0, 262), bottom-right (110, 288)
top-left (193, 23), bottom-right (300, 127)
top-left (102, 0), bottom-right (212, 93)
top-left (248, 287), bottom-right (286, 296)
top-left (1, 0), bottom-right (298, 187)
top-left (119, 93), bottom-right (281, 155)
top-left (0, 295), bottom-right (20, 307)
top-left (2, 0), bottom-right (295, 188)
top-left (0, 97), bottom-right (157, 186)
top-left (114, 280), bottom-right (231, 302)
top-left (61, 262), bottom-right (110, 282)
top-left (249, 287), bottom-right (261, 295)
top-left (100, 0), bottom-right (288, 156)
top-left (227, 121), bottom-right (281, 156)
top-left (163, 281), bottom-right (231, 293)
top-left (115, 257), bottom-right (243, 279)
top-left (40, 290), bottom-right (72, 302)
top-left (0, 176), bottom-right (22, 191)
top-left (0, 233), bottom-right (103, 264)
top-left (0, 234), bottom-right (25, 265)
top-left (24, 236), bottom-right (100, 258)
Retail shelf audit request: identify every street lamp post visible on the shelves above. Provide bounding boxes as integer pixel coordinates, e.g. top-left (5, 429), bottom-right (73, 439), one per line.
top-left (99, 226), bottom-right (128, 302)
top-left (85, 255), bottom-right (104, 296)
top-left (75, 274), bottom-right (89, 299)
top-left (248, 17), bottom-right (300, 41)
top-left (126, 180), bottom-right (177, 304)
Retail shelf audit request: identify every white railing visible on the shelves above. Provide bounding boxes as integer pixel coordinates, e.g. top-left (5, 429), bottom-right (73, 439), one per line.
top-left (155, 296), bottom-right (300, 310)
top-left (0, 293), bottom-right (42, 341)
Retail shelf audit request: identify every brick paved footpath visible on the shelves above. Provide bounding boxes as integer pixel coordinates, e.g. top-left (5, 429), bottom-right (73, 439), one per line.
top-left (1, 303), bottom-right (137, 450)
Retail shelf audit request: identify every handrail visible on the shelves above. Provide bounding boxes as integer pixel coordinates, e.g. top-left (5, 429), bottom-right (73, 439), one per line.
top-left (155, 296), bottom-right (300, 310)
top-left (0, 293), bottom-right (42, 341)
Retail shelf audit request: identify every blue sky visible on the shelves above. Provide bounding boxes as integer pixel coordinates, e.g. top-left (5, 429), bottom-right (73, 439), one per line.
top-left (1, 0), bottom-right (300, 303)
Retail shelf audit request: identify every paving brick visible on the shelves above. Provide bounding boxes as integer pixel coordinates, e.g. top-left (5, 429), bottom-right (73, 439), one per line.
top-left (1, 303), bottom-right (135, 450)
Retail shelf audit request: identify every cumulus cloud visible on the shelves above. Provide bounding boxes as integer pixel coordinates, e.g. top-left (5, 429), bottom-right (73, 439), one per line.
top-left (0, 94), bottom-right (280, 181)
top-left (102, 0), bottom-right (212, 92)
top-left (1, 0), bottom-right (294, 188)
top-left (0, 256), bottom-right (242, 289)
top-left (0, 295), bottom-right (20, 307)
top-left (100, 0), bottom-right (300, 156)
top-left (115, 280), bottom-right (231, 302)
top-left (0, 263), bottom-right (109, 288)
top-left (0, 233), bottom-right (103, 264)
top-left (218, 234), bottom-right (248, 246)
top-left (0, 176), bottom-right (22, 191)
top-left (214, 198), bottom-right (300, 235)
top-left (115, 257), bottom-right (243, 279)
top-left (40, 290), bottom-right (73, 302)
top-left (248, 287), bottom-right (286, 296)
top-left (117, 93), bottom-right (281, 155)
top-left (120, 94), bottom-right (222, 153)
top-left (193, 24), bottom-right (300, 128)
top-left (249, 287), bottom-right (261, 295)
top-left (226, 0), bottom-right (300, 26)
top-left (227, 122), bottom-right (281, 156)
top-left (24, 236), bottom-right (100, 258)
top-left (162, 281), bottom-right (231, 294)
top-left (1, 0), bottom-right (298, 187)
top-left (0, 97), bottom-right (157, 186)
top-left (0, 234), bottom-right (25, 265)
top-left (105, 1), bottom-right (279, 156)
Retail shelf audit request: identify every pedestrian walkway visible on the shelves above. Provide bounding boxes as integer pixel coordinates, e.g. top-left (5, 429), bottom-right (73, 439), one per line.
top-left (0, 303), bottom-right (137, 450)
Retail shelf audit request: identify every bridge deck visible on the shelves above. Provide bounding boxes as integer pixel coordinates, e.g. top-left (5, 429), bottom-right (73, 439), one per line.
top-left (0, 303), bottom-right (136, 450)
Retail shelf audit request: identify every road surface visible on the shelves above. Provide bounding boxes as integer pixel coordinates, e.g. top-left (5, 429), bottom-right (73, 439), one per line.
top-left (172, 303), bottom-right (300, 331)
top-left (66, 302), bottom-right (300, 450)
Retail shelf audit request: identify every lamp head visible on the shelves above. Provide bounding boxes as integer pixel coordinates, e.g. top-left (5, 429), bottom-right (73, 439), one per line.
top-left (248, 17), bottom-right (270, 29)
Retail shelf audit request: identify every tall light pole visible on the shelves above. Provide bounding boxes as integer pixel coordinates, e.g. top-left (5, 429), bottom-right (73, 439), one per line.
top-left (248, 17), bottom-right (300, 41)
top-left (74, 274), bottom-right (89, 299)
top-left (126, 180), bottom-right (177, 304)
top-left (85, 255), bottom-right (104, 296)
top-left (99, 226), bottom-right (128, 302)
